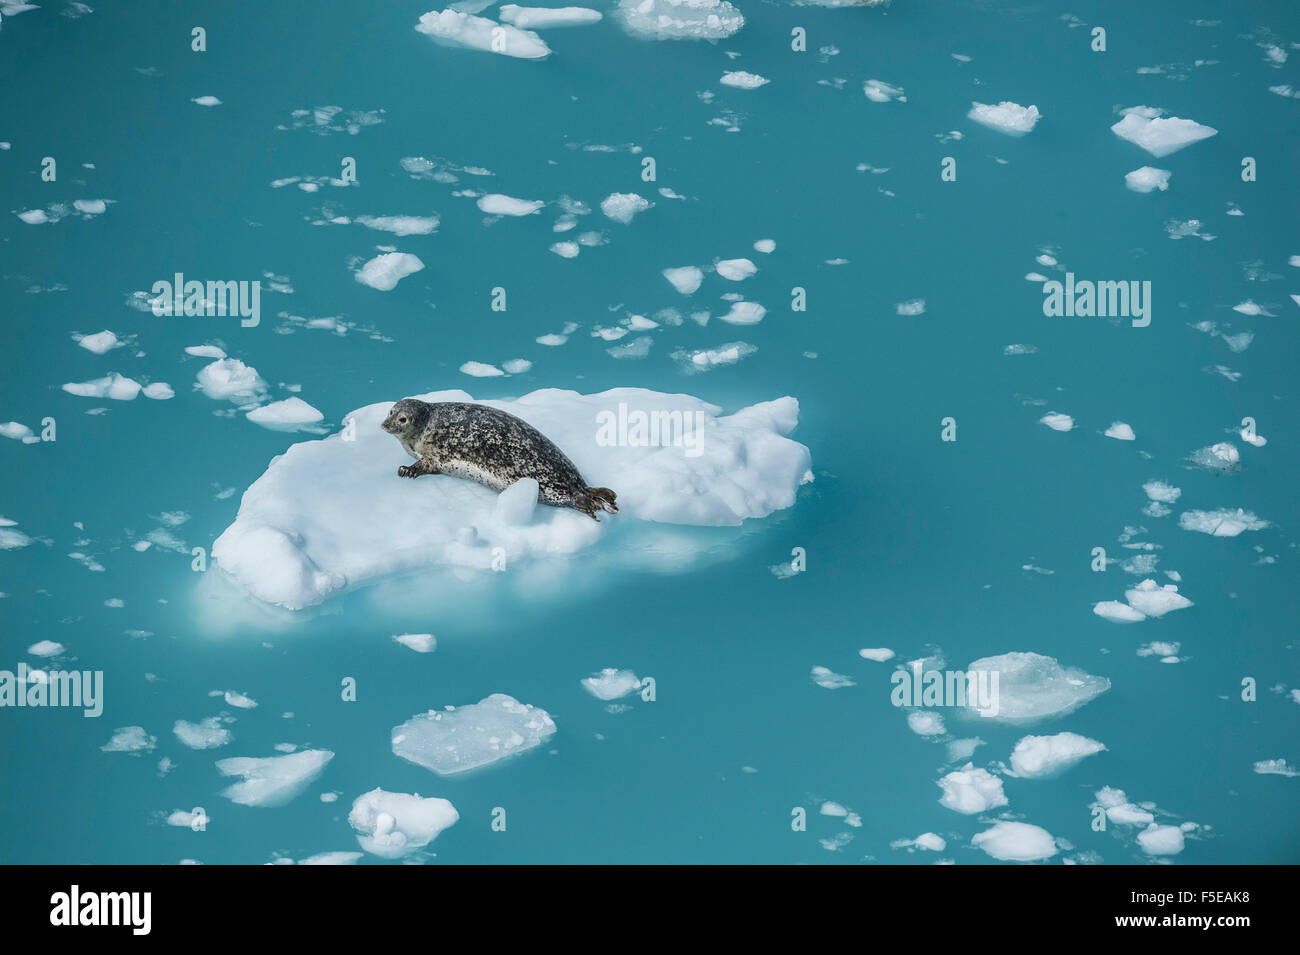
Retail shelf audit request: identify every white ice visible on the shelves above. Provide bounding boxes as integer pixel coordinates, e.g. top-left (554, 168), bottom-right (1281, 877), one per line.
top-left (1039, 412), bottom-right (1074, 432)
top-left (1110, 106), bottom-right (1218, 157)
top-left (196, 359), bottom-right (267, 403)
top-left (1124, 166), bottom-right (1171, 193)
top-left (215, 749), bottom-right (333, 807)
top-left (967, 101), bottom-right (1041, 135)
top-left (211, 387), bottom-right (811, 609)
top-left (1008, 732), bottom-right (1105, 777)
top-left (415, 9), bottom-right (551, 59)
top-left (938, 764), bottom-right (1007, 814)
top-left (349, 788), bottom-right (458, 858)
top-left (617, 0), bottom-right (744, 40)
top-left (663, 265), bottom-right (704, 295)
top-left (391, 693), bottom-right (556, 775)
top-left (1178, 508), bottom-right (1269, 537)
top-left (395, 633), bottom-right (437, 653)
top-left (971, 821), bottom-right (1058, 861)
top-left (76, 330), bottom-right (123, 354)
top-left (173, 717), bottom-right (232, 750)
top-left (477, 194), bottom-right (544, 216)
top-left (1103, 422), bottom-right (1135, 440)
top-left (581, 668), bottom-right (641, 700)
top-left (963, 651), bottom-right (1110, 722)
top-left (716, 258), bottom-right (757, 281)
top-left (246, 397), bottom-right (324, 432)
top-left (354, 252), bottom-right (425, 291)
top-left (720, 71), bottom-right (769, 89)
top-left (498, 5), bottom-right (602, 28)
top-left (601, 192), bottom-right (651, 224)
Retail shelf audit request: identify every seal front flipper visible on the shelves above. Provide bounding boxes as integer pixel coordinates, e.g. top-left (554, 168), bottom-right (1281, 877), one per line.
top-left (397, 458), bottom-right (440, 479)
top-left (576, 486), bottom-right (618, 521)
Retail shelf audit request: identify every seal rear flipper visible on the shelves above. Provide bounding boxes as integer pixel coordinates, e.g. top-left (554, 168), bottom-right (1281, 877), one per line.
top-left (586, 486), bottom-right (618, 514)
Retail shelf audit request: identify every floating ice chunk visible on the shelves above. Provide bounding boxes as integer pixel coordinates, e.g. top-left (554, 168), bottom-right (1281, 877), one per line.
top-left (908, 710), bottom-right (946, 736)
top-left (392, 693), bottom-right (556, 775)
top-left (1189, 442), bottom-right (1239, 472)
top-left (1137, 823), bottom-right (1185, 856)
top-left (299, 851), bottom-right (363, 865)
top-left (617, 0), bottom-right (744, 40)
top-left (674, 342), bottom-right (757, 371)
top-left (459, 360), bottom-right (505, 377)
top-left (27, 640), bottom-right (65, 658)
top-left (971, 821), bottom-right (1057, 861)
top-left (166, 808), bottom-right (210, 829)
top-left (753, 238), bottom-right (775, 254)
top-left (863, 80), bottom-right (905, 103)
top-left (142, 382), bottom-right (175, 400)
top-left (0, 422), bottom-right (38, 444)
top-left (17, 209), bottom-right (49, 224)
top-left (502, 359), bottom-right (532, 374)
top-left (247, 397), bottom-right (325, 432)
top-left (1178, 508), bottom-right (1269, 537)
top-left (494, 478), bottom-right (539, 525)
top-left (719, 301), bottom-right (765, 325)
top-left (811, 666), bottom-right (855, 689)
top-left (73, 199), bottom-right (107, 215)
top-left (218, 690), bottom-right (258, 709)
top-left (550, 241), bottom-right (579, 258)
top-left (76, 330), bottom-right (123, 354)
top-left (212, 387), bottom-right (809, 608)
top-left (716, 258), bottom-right (756, 281)
top-left (1143, 480), bottom-right (1180, 503)
top-left (1093, 601), bottom-right (1146, 623)
top-left (1039, 412), bottom-right (1074, 432)
top-left (215, 749), bottom-right (334, 807)
top-left (1253, 758), bottom-right (1298, 777)
top-left (601, 192), bottom-right (651, 224)
top-left (1110, 106), bottom-right (1217, 157)
top-left (185, 344), bottom-right (227, 359)
top-left (101, 726), bottom-right (156, 754)
top-left (1124, 166), bottom-right (1171, 193)
top-left (349, 788), bottom-right (459, 858)
top-left (663, 265), bottom-right (704, 295)
top-left (1124, 579), bottom-right (1192, 617)
top-left (895, 299), bottom-right (926, 316)
top-left (859, 647), bottom-right (895, 662)
top-left (415, 9), bottom-right (552, 59)
top-left (968, 101), bottom-right (1041, 135)
top-left (938, 764), bottom-right (1007, 814)
top-left (354, 252), bottom-right (425, 291)
top-left (498, 5), bottom-right (602, 28)
top-left (477, 194), bottom-right (544, 216)
top-left (721, 71), bottom-right (769, 89)
top-left (963, 651), bottom-right (1109, 722)
top-left (62, 373), bottom-right (142, 401)
top-left (581, 668), bottom-right (642, 700)
top-left (356, 214), bottom-right (439, 236)
top-left (394, 633), bottom-right (437, 653)
top-left (174, 717), bottom-right (232, 750)
top-left (1009, 732), bottom-right (1106, 778)
top-left (196, 359), bottom-right (267, 403)
top-left (192, 95), bottom-right (222, 107)
top-left (1104, 422), bottom-right (1135, 440)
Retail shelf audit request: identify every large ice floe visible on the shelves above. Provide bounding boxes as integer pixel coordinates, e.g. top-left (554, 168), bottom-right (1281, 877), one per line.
top-left (618, 0), bottom-right (744, 40)
top-left (392, 694), bottom-right (556, 775)
top-left (211, 387), bottom-right (811, 610)
top-left (1110, 106), bottom-right (1218, 157)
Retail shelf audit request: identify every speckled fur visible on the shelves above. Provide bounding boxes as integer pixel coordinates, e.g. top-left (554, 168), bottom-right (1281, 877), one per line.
top-left (381, 398), bottom-right (618, 520)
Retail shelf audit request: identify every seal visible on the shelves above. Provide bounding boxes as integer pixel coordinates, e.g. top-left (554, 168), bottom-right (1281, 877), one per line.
top-left (381, 398), bottom-right (619, 521)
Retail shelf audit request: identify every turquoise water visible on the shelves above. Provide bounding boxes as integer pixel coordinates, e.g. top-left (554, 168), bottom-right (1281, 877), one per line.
top-left (2, 0), bottom-right (1298, 864)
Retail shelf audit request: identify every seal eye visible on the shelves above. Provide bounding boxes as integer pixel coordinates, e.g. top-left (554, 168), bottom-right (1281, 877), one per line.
top-left (399, 416), bottom-right (407, 424)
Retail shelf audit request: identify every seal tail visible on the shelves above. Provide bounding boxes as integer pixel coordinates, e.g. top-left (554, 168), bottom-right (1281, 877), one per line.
top-left (586, 486), bottom-right (618, 516)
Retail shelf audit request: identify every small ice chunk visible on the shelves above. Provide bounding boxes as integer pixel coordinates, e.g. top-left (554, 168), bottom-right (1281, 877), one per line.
top-left (142, 382), bottom-right (175, 400)
top-left (895, 299), bottom-right (926, 316)
top-left (1008, 732), bottom-right (1106, 777)
top-left (391, 693), bottom-right (556, 775)
top-left (1137, 823), bottom-right (1185, 856)
top-left (720, 71), bottom-right (769, 89)
top-left (174, 717), bottom-right (232, 750)
top-left (581, 668), bottom-right (642, 700)
top-left (415, 9), bottom-right (551, 59)
top-left (77, 330), bottom-right (123, 354)
top-left (349, 788), bottom-right (458, 858)
top-left (617, 0), bottom-right (743, 40)
top-left (1039, 412), bottom-right (1074, 432)
top-left (356, 214), bottom-right (439, 236)
top-left (716, 257), bottom-right (757, 281)
top-left (394, 633), bottom-right (437, 653)
top-left (1190, 442), bottom-right (1239, 471)
top-left (354, 252), bottom-right (425, 291)
top-left (550, 241), bottom-right (579, 258)
top-left (719, 301), bottom-right (766, 325)
top-left (502, 359), bottom-right (532, 374)
top-left (246, 397), bottom-right (324, 431)
top-left (1124, 166), bottom-right (1171, 193)
top-left (908, 710), bottom-right (946, 737)
top-left (1111, 106), bottom-right (1217, 157)
top-left (1143, 480), bottom-right (1180, 503)
top-left (1093, 600), bottom-right (1147, 623)
top-left (971, 821), bottom-right (1058, 861)
top-left (1253, 758), bottom-right (1298, 777)
top-left (27, 640), bottom-right (65, 658)
top-left (1124, 579), bottom-right (1192, 617)
top-left (663, 265), bottom-right (704, 295)
top-left (101, 726), bottom-right (156, 754)
top-left (1104, 422), bottom-right (1135, 440)
top-left (477, 193), bottom-right (544, 216)
top-left (192, 95), bottom-right (222, 107)
top-left (196, 359), bottom-right (266, 403)
top-left (601, 192), bottom-right (651, 224)
top-left (459, 360), bottom-right (505, 377)
top-left (498, 5), bottom-right (602, 29)
top-left (863, 80), bottom-right (906, 103)
top-left (215, 749), bottom-right (334, 807)
top-left (963, 651), bottom-right (1110, 722)
top-left (185, 344), bottom-right (226, 359)
top-left (859, 648), bottom-right (895, 662)
top-left (753, 238), bottom-right (775, 254)
top-left (967, 101), bottom-right (1041, 135)
top-left (1178, 508), bottom-right (1269, 537)
top-left (938, 764), bottom-right (1007, 814)
top-left (62, 373), bottom-right (142, 401)
top-left (811, 666), bottom-right (855, 689)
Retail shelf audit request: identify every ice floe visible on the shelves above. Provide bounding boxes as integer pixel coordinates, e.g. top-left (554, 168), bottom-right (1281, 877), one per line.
top-left (938, 764), bottom-right (1007, 814)
top-left (663, 265), bottom-right (704, 295)
top-left (1008, 732), bottom-right (1106, 778)
top-left (101, 726), bottom-right (156, 754)
top-left (863, 80), bottom-right (905, 103)
top-left (581, 668), bottom-right (641, 700)
top-left (716, 258), bottom-right (756, 281)
top-left (1039, 412), bottom-right (1074, 432)
top-left (618, 0), bottom-right (744, 40)
top-left (174, 717), bottom-right (232, 750)
top-left (971, 821), bottom-right (1057, 861)
top-left (211, 387), bottom-right (810, 609)
top-left (416, 9), bottom-right (552, 59)
top-left (354, 252), bottom-right (425, 291)
top-left (246, 397), bottom-right (325, 432)
top-left (601, 192), bottom-right (651, 224)
top-left (1124, 166), bottom-right (1171, 193)
top-left (967, 101), bottom-right (1041, 135)
top-left (392, 694), bottom-right (556, 775)
top-left (477, 194), bottom-right (544, 216)
top-left (76, 330), bottom-right (124, 354)
top-left (62, 373), bottom-right (144, 401)
top-left (811, 666), bottom-right (855, 689)
top-left (498, 5), bottom-right (602, 28)
top-left (1103, 422), bottom-right (1135, 440)
top-left (395, 633), bottom-right (437, 653)
top-left (196, 359), bottom-right (267, 404)
top-left (215, 749), bottom-right (333, 807)
top-left (1178, 508), bottom-right (1269, 537)
top-left (349, 788), bottom-right (458, 858)
top-left (963, 652), bottom-right (1109, 722)
top-left (721, 71), bottom-right (769, 89)
top-left (1253, 758), bottom-right (1297, 777)
top-left (1110, 106), bottom-right (1217, 157)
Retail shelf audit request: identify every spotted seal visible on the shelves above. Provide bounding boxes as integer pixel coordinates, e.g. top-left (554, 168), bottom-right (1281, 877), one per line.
top-left (381, 398), bottom-right (619, 521)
